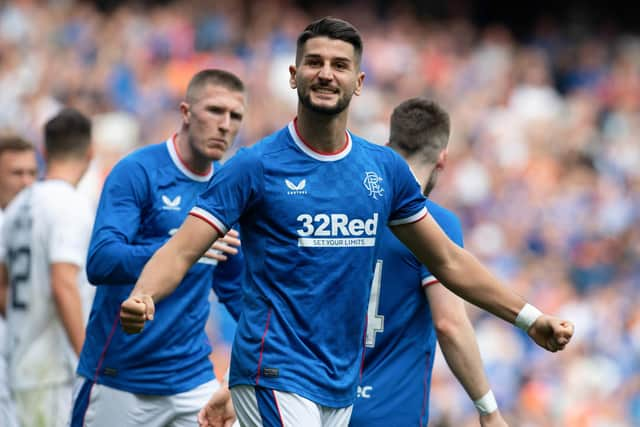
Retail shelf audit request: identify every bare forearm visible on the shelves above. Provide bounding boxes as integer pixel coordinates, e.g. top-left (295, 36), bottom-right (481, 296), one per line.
top-left (131, 215), bottom-right (220, 302)
top-left (432, 249), bottom-right (525, 324)
top-left (437, 311), bottom-right (490, 400)
top-left (131, 242), bottom-right (195, 302)
top-left (427, 284), bottom-right (492, 401)
top-left (51, 277), bottom-right (85, 355)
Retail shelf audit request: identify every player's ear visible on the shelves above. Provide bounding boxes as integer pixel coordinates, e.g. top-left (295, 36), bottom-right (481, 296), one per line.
top-left (289, 65), bottom-right (297, 89)
top-left (353, 71), bottom-right (365, 96)
top-left (179, 102), bottom-right (190, 125)
top-left (86, 142), bottom-right (95, 162)
top-left (41, 147), bottom-right (49, 163)
top-left (436, 148), bottom-right (448, 170)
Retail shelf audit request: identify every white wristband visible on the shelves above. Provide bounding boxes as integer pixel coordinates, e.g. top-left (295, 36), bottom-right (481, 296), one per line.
top-left (515, 303), bottom-right (543, 331)
top-left (473, 390), bottom-right (498, 415)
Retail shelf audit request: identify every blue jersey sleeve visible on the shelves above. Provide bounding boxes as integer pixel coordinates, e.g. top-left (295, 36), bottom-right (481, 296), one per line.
top-left (211, 238), bottom-right (245, 322)
top-left (192, 148), bottom-right (263, 233)
top-left (420, 202), bottom-right (464, 283)
top-left (86, 157), bottom-right (163, 285)
top-left (388, 151), bottom-right (427, 226)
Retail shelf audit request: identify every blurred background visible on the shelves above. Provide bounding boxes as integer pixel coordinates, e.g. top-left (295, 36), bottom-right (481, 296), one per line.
top-left (1, 0), bottom-right (639, 425)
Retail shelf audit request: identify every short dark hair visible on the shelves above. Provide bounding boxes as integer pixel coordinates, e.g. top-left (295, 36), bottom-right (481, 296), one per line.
top-left (0, 135), bottom-right (35, 157)
top-left (185, 69), bottom-right (245, 103)
top-left (296, 17), bottom-right (363, 66)
top-left (44, 108), bottom-right (92, 159)
top-left (388, 98), bottom-right (450, 164)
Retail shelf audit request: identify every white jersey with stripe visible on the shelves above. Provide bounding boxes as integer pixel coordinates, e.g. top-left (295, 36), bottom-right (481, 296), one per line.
top-left (1, 180), bottom-right (94, 390)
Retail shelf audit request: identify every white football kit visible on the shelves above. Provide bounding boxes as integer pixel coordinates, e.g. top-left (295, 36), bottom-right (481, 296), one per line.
top-left (0, 209), bottom-right (18, 427)
top-left (1, 180), bottom-right (94, 427)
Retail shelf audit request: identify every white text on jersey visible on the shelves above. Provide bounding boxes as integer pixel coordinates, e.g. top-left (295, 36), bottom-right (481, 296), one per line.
top-left (296, 213), bottom-right (378, 247)
top-left (357, 385), bottom-right (373, 399)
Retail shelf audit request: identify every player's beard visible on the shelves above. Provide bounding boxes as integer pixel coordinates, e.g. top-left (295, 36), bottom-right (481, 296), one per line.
top-left (423, 168), bottom-right (440, 197)
top-left (298, 86), bottom-right (352, 115)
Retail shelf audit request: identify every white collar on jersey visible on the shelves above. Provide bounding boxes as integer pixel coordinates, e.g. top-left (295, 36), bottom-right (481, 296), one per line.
top-left (165, 135), bottom-right (214, 182)
top-left (288, 120), bottom-right (352, 162)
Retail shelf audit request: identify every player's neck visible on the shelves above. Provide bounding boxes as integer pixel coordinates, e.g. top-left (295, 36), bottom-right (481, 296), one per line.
top-left (295, 109), bottom-right (349, 153)
top-left (45, 162), bottom-right (85, 187)
top-left (175, 132), bottom-right (212, 175)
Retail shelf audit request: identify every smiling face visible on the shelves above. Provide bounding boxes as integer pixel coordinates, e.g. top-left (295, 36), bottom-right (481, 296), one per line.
top-left (290, 36), bottom-right (365, 116)
top-left (181, 83), bottom-right (246, 161)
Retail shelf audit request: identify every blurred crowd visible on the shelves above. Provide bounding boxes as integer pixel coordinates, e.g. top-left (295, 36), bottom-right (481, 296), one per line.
top-left (1, 0), bottom-right (639, 425)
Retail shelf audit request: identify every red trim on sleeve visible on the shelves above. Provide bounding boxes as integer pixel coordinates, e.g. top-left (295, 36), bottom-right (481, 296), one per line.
top-left (409, 211), bottom-right (429, 225)
top-left (188, 212), bottom-right (224, 235)
top-left (422, 279), bottom-right (440, 288)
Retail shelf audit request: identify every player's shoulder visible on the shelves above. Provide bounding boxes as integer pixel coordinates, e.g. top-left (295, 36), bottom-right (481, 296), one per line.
top-left (425, 199), bottom-right (462, 232)
top-left (351, 133), bottom-right (390, 153)
top-left (351, 133), bottom-right (403, 163)
top-left (11, 181), bottom-right (91, 223)
top-left (106, 140), bottom-right (171, 184)
top-left (230, 125), bottom-right (291, 164)
top-left (38, 180), bottom-right (90, 207)
top-left (250, 125), bottom-right (292, 157)
top-left (118, 140), bottom-right (169, 168)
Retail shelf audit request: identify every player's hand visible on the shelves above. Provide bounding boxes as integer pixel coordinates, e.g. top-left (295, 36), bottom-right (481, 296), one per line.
top-left (527, 315), bottom-right (574, 352)
top-left (198, 383), bottom-right (236, 427)
top-left (479, 409), bottom-right (508, 427)
top-left (204, 229), bottom-right (241, 262)
top-left (120, 295), bottom-right (155, 334)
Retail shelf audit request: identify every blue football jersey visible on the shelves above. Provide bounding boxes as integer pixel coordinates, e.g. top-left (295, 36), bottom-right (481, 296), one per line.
top-left (77, 137), bottom-right (239, 395)
top-left (350, 200), bottom-right (464, 426)
top-left (191, 121), bottom-right (427, 407)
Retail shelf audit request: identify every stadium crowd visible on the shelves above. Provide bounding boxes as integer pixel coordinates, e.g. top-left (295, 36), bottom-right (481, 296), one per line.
top-left (0, 0), bottom-right (638, 425)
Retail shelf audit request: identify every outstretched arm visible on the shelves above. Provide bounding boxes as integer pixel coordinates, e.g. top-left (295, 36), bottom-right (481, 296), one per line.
top-left (426, 284), bottom-right (507, 426)
top-left (393, 216), bottom-right (573, 352)
top-left (120, 215), bottom-right (220, 333)
top-left (394, 215), bottom-right (525, 322)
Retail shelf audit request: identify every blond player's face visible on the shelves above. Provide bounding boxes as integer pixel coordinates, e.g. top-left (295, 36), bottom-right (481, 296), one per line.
top-left (289, 36), bottom-right (365, 115)
top-left (0, 150), bottom-right (38, 208)
top-left (184, 84), bottom-right (246, 161)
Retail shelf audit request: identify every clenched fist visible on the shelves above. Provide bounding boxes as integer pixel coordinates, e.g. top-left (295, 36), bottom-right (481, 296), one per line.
top-left (120, 294), bottom-right (155, 334)
top-left (528, 315), bottom-right (574, 352)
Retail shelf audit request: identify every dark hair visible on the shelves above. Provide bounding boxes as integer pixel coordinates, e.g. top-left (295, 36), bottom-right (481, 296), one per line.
top-left (44, 108), bottom-right (92, 159)
top-left (186, 69), bottom-right (245, 103)
top-left (0, 135), bottom-right (35, 156)
top-left (388, 98), bottom-right (450, 164)
top-left (296, 17), bottom-right (363, 66)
